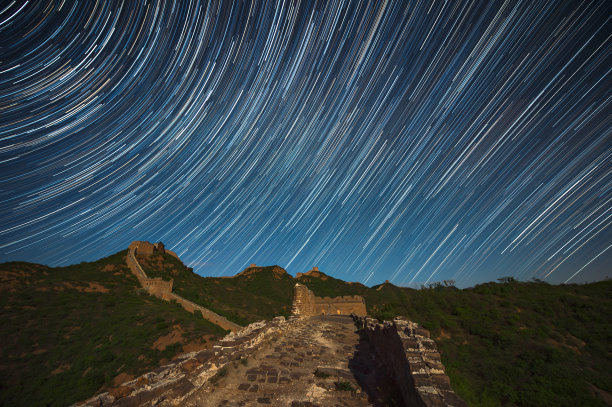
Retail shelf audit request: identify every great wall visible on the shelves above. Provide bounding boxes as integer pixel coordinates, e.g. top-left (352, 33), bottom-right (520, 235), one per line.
top-left (126, 241), bottom-right (241, 332)
top-left (80, 246), bottom-right (466, 406)
top-left (291, 282), bottom-right (367, 317)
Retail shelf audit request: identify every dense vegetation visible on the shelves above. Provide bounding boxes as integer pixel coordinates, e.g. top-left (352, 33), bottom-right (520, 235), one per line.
top-left (2, 248), bottom-right (610, 407)
top-left (400, 279), bottom-right (611, 407)
top-left (0, 251), bottom-right (227, 407)
top-left (301, 274), bottom-right (612, 407)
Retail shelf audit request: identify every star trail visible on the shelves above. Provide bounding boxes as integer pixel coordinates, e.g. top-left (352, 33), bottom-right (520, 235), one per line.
top-left (1, 0), bottom-right (610, 287)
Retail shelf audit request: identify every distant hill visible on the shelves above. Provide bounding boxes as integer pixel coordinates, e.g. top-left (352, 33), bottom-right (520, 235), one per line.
top-left (0, 251), bottom-right (228, 407)
top-left (1, 248), bottom-right (611, 407)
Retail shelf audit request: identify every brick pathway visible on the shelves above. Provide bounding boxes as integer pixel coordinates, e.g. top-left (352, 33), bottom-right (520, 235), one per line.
top-left (183, 315), bottom-right (397, 406)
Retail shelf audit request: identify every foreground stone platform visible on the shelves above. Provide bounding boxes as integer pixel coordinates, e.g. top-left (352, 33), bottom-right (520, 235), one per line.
top-left (79, 315), bottom-right (465, 406)
top-left (186, 315), bottom-right (376, 406)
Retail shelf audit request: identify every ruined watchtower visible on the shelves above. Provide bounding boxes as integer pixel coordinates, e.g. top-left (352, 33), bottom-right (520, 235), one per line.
top-left (128, 241), bottom-right (166, 257)
top-left (291, 283), bottom-right (366, 317)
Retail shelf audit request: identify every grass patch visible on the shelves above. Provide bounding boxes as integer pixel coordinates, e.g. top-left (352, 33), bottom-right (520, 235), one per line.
top-left (0, 252), bottom-right (227, 407)
top-left (334, 381), bottom-right (355, 392)
top-left (368, 279), bottom-right (612, 407)
top-left (140, 257), bottom-right (295, 325)
top-left (209, 366), bottom-right (228, 383)
top-left (314, 368), bottom-right (330, 379)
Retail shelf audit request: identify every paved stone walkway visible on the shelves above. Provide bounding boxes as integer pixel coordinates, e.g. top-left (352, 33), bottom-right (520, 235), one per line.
top-left (183, 316), bottom-right (400, 406)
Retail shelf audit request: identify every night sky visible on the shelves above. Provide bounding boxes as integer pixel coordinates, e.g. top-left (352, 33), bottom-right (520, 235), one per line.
top-left (1, 1), bottom-right (610, 287)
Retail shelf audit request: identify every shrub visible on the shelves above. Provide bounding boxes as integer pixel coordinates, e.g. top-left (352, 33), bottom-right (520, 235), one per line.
top-left (314, 369), bottom-right (330, 378)
top-left (334, 381), bottom-right (355, 392)
top-left (209, 366), bottom-right (228, 383)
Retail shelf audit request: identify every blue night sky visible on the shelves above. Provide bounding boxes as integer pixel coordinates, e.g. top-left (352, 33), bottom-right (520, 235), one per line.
top-left (0, 1), bottom-right (610, 287)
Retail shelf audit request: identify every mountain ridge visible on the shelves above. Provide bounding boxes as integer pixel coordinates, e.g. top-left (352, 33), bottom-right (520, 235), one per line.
top-left (1, 245), bottom-right (611, 406)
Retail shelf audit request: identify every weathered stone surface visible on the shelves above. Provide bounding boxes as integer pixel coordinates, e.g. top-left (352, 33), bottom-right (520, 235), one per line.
top-left (354, 315), bottom-right (468, 407)
top-left (78, 315), bottom-right (465, 407)
top-left (108, 386), bottom-right (132, 400)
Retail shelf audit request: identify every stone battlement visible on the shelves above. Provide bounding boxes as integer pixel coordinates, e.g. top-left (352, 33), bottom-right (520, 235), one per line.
top-left (142, 278), bottom-right (173, 299)
top-left (317, 295), bottom-right (364, 302)
top-left (292, 283), bottom-right (366, 317)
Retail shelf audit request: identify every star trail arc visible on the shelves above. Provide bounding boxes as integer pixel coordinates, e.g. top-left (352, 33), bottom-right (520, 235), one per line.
top-left (0, 0), bottom-right (610, 287)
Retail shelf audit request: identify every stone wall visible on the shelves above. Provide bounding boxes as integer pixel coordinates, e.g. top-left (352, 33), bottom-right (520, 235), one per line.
top-left (314, 295), bottom-right (366, 316)
top-left (166, 293), bottom-right (241, 332)
top-left (291, 283), bottom-right (366, 317)
top-left (128, 241), bottom-right (156, 257)
top-left (126, 248), bottom-right (152, 286)
top-left (126, 241), bottom-right (241, 332)
top-left (143, 279), bottom-right (174, 300)
top-left (354, 316), bottom-right (467, 407)
top-left (291, 283), bottom-right (316, 316)
top-left (128, 241), bottom-right (167, 257)
top-left (127, 245), bottom-right (174, 300)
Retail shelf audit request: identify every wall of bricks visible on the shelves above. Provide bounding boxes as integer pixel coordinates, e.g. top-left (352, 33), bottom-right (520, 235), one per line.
top-left (292, 283), bottom-right (367, 317)
top-left (354, 316), bottom-right (467, 407)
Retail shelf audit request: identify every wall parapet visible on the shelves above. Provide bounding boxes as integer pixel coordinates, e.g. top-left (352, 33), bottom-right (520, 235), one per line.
top-left (317, 295), bottom-right (365, 302)
top-left (354, 316), bottom-right (467, 407)
top-left (166, 293), bottom-right (241, 332)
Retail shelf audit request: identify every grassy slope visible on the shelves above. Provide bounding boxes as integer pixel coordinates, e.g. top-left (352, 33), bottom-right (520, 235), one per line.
top-left (157, 263), bottom-right (611, 406)
top-left (0, 251), bottom-right (227, 407)
top-left (372, 280), bottom-right (611, 407)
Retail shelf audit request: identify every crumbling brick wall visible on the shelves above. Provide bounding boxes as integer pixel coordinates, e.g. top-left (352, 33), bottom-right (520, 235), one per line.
top-left (292, 284), bottom-right (367, 317)
top-left (291, 283), bottom-right (316, 316)
top-left (128, 241), bottom-right (166, 257)
top-left (314, 295), bottom-right (366, 316)
top-left (143, 278), bottom-right (173, 300)
top-left (128, 241), bottom-right (156, 256)
top-left (354, 316), bottom-right (467, 407)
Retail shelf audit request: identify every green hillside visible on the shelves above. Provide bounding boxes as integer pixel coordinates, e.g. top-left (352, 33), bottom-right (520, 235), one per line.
top-left (296, 271), bottom-right (611, 406)
top-left (0, 251), bottom-right (228, 407)
top-left (388, 279), bottom-right (612, 407)
top-left (137, 258), bottom-right (612, 406)
top-left (138, 252), bottom-right (295, 325)
top-left (2, 248), bottom-right (610, 407)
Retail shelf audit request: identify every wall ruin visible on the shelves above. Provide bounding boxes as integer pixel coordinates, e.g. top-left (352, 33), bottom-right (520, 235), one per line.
top-left (128, 241), bottom-right (165, 257)
top-left (291, 283), bottom-right (366, 317)
top-left (142, 278), bottom-right (173, 300)
top-left (126, 241), bottom-right (241, 332)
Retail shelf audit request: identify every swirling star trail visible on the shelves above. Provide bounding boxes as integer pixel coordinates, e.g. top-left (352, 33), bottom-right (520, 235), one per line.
top-left (1, 1), bottom-right (610, 287)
